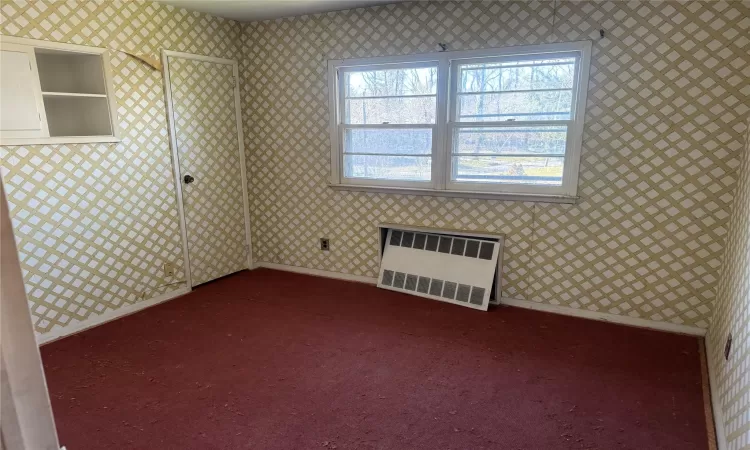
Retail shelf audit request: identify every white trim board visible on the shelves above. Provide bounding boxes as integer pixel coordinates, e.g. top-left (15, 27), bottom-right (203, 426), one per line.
top-left (161, 51), bottom-right (194, 289)
top-left (37, 286), bottom-right (190, 346)
top-left (1, 177), bottom-right (61, 449)
top-left (253, 262), bottom-right (378, 285)
top-left (498, 297), bottom-right (707, 337)
top-left (706, 336), bottom-right (729, 450)
top-left (328, 183), bottom-right (579, 203)
top-left (253, 262), bottom-right (707, 337)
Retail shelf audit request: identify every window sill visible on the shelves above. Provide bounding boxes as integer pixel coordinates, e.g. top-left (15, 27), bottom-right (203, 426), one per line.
top-left (328, 183), bottom-right (579, 204)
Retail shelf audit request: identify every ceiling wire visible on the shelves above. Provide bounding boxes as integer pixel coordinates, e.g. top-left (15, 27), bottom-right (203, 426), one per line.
top-left (551, 0), bottom-right (558, 35)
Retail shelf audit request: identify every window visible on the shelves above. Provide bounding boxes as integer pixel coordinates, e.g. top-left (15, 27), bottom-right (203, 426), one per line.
top-left (328, 42), bottom-right (591, 200)
top-left (341, 64), bottom-right (437, 183)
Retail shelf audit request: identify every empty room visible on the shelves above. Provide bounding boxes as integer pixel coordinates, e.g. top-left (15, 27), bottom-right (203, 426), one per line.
top-left (1, 0), bottom-right (748, 449)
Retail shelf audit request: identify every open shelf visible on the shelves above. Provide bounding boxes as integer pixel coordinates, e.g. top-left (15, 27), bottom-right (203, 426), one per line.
top-left (37, 48), bottom-right (113, 138)
top-left (35, 48), bottom-right (106, 95)
top-left (43, 95), bottom-right (112, 137)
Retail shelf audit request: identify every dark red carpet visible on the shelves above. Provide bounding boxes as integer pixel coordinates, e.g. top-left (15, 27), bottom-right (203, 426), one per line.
top-left (42, 269), bottom-right (708, 450)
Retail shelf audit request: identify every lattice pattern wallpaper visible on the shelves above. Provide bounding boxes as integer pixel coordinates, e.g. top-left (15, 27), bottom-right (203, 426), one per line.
top-left (242, 0), bottom-right (750, 330)
top-left (0, 0), bottom-right (240, 335)
top-left (708, 120), bottom-right (750, 450)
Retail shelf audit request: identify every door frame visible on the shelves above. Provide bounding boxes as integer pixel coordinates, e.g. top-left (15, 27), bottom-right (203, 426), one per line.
top-left (161, 50), bottom-right (253, 289)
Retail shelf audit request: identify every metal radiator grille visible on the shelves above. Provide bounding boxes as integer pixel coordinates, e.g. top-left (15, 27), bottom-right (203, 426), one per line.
top-left (378, 228), bottom-right (501, 311)
top-left (381, 269), bottom-right (486, 306)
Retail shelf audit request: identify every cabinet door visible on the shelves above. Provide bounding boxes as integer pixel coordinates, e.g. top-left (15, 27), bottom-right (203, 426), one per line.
top-left (0, 44), bottom-right (48, 139)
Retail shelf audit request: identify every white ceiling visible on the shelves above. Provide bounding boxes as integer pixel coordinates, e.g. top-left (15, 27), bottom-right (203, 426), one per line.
top-left (159, 0), bottom-right (406, 22)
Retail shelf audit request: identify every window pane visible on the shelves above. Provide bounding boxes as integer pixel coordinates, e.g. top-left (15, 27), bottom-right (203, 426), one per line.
top-left (344, 155), bottom-right (431, 181)
top-left (345, 128), bottom-right (432, 155)
top-left (453, 156), bottom-right (563, 185)
top-left (346, 97), bottom-right (436, 124)
top-left (457, 91), bottom-right (572, 121)
top-left (345, 66), bottom-right (438, 97)
top-left (453, 126), bottom-right (567, 156)
top-left (458, 58), bottom-right (575, 93)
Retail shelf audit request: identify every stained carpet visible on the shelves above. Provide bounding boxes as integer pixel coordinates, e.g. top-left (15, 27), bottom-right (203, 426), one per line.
top-left (42, 269), bottom-right (708, 449)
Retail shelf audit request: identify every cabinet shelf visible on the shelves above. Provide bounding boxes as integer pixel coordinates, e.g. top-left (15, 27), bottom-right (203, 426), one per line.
top-left (42, 91), bottom-right (108, 98)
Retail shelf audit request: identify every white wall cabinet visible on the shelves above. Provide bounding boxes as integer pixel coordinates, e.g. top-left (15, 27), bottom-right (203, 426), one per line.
top-left (0, 36), bottom-right (119, 145)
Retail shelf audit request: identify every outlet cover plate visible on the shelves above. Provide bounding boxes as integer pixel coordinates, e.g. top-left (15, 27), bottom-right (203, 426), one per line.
top-left (163, 262), bottom-right (176, 278)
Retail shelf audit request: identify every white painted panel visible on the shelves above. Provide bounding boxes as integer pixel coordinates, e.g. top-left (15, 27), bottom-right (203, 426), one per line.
top-left (0, 180), bottom-right (60, 449)
top-left (0, 49), bottom-right (43, 132)
top-left (378, 229), bottom-right (500, 310)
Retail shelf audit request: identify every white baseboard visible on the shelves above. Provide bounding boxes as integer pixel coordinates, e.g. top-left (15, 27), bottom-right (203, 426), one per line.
top-left (705, 336), bottom-right (728, 450)
top-left (498, 297), bottom-right (707, 336)
top-left (253, 261), bottom-right (707, 337)
top-left (253, 261), bottom-right (378, 285)
top-left (37, 286), bottom-right (191, 346)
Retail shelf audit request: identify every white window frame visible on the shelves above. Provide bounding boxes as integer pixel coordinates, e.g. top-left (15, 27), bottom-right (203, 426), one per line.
top-left (334, 60), bottom-right (440, 190)
top-left (328, 41), bottom-right (592, 203)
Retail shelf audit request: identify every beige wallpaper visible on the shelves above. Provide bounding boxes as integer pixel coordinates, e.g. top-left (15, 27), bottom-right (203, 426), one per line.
top-left (0, 0), bottom-right (240, 335)
top-left (708, 119), bottom-right (749, 450)
top-left (241, 0), bottom-right (750, 329)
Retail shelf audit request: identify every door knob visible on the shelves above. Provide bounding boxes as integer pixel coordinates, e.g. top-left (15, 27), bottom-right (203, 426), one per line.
top-left (183, 174), bottom-right (195, 184)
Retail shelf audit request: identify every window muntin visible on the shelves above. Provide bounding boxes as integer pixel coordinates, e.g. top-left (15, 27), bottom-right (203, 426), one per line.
top-left (344, 154), bottom-right (432, 181)
top-left (344, 66), bottom-right (437, 125)
top-left (453, 126), bottom-right (567, 156)
top-left (455, 57), bottom-right (575, 122)
top-left (330, 43), bottom-right (590, 197)
top-left (343, 128), bottom-right (432, 181)
top-left (451, 126), bottom-right (566, 185)
top-left (453, 155), bottom-right (565, 185)
top-left (346, 96), bottom-right (437, 124)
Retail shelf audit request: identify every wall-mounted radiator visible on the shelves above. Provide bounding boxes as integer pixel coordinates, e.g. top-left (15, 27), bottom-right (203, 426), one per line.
top-left (377, 224), bottom-right (504, 311)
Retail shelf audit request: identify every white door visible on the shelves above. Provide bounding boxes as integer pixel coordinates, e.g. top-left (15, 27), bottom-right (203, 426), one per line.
top-left (164, 53), bottom-right (251, 287)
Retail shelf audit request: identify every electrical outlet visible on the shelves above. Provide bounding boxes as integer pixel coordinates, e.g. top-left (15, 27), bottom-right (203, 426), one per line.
top-left (163, 262), bottom-right (175, 278)
top-left (320, 238), bottom-right (330, 251)
top-left (724, 333), bottom-right (732, 360)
